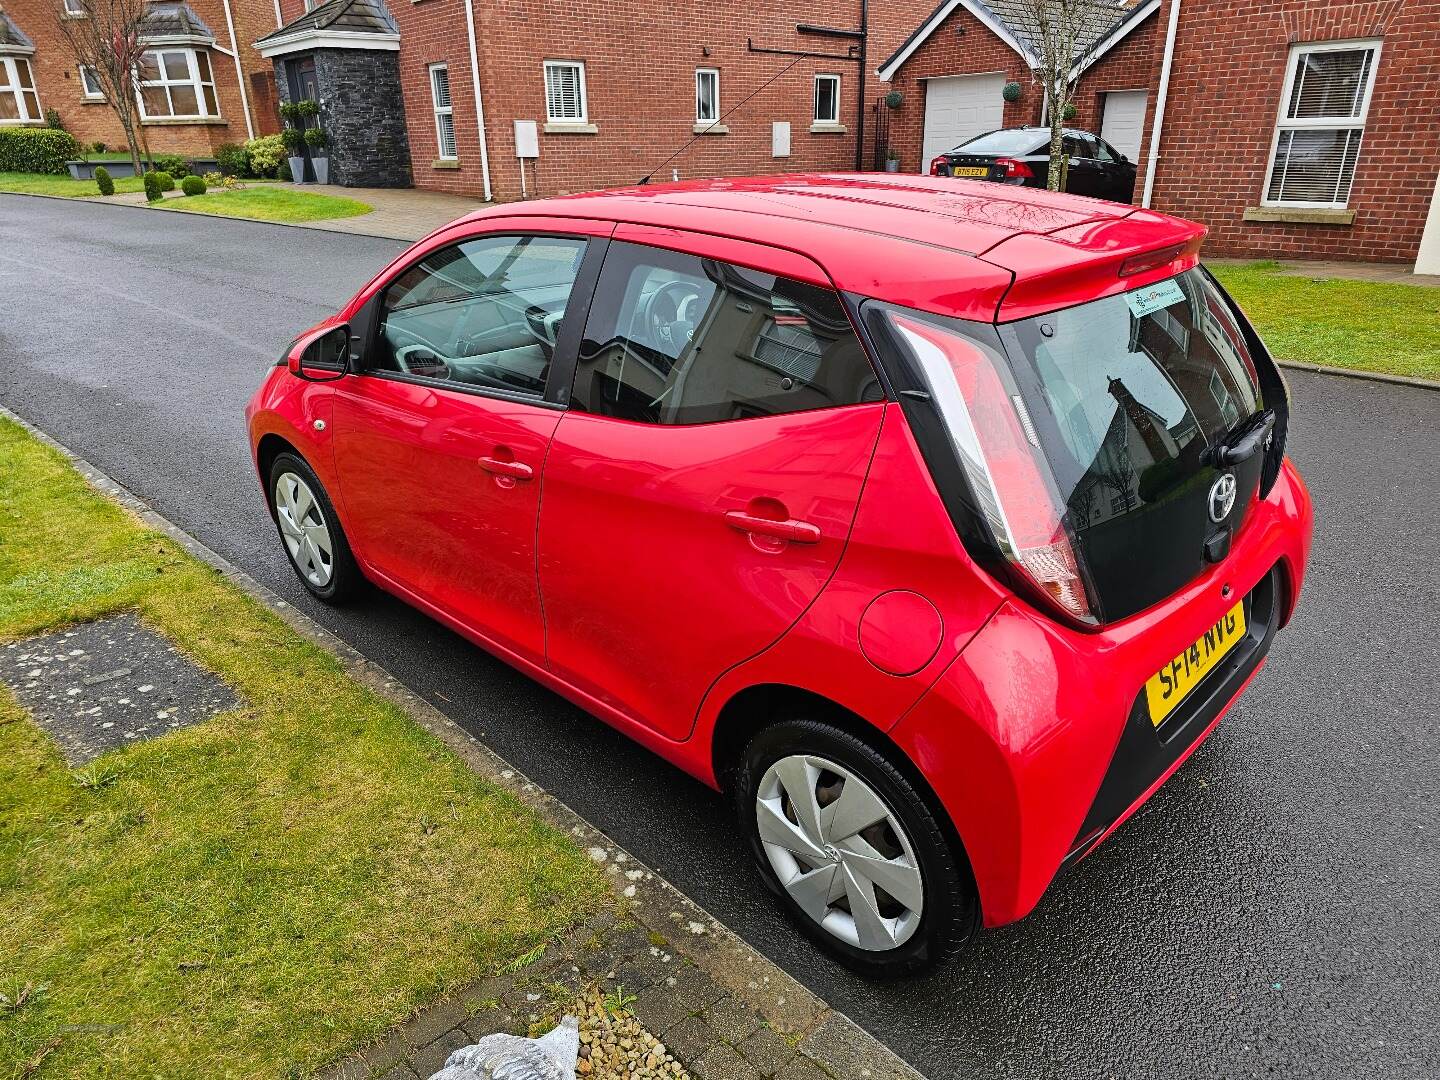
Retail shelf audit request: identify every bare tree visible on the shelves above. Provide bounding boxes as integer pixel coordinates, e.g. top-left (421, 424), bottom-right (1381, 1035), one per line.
top-left (1013, 0), bottom-right (1095, 192)
top-left (50, 0), bottom-right (151, 173)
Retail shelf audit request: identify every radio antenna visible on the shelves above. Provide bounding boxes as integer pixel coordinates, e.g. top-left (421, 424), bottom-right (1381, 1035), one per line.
top-left (638, 54), bottom-right (806, 185)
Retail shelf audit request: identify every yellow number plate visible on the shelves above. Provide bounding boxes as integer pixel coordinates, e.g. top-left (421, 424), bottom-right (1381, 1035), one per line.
top-left (1145, 602), bottom-right (1246, 726)
top-left (951, 167), bottom-right (988, 177)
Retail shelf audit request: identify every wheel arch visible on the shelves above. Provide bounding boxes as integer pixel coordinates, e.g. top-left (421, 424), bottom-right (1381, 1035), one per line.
top-left (256, 432), bottom-right (302, 514)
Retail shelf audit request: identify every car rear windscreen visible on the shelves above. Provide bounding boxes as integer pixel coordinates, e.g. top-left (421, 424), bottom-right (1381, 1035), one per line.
top-left (953, 130), bottom-right (1048, 156)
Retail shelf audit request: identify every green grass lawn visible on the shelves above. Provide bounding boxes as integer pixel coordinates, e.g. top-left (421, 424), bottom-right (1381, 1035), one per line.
top-left (1209, 261), bottom-right (1440, 381)
top-left (161, 186), bottom-right (372, 223)
top-left (0, 418), bottom-right (609, 1077)
top-left (0, 171), bottom-right (147, 197)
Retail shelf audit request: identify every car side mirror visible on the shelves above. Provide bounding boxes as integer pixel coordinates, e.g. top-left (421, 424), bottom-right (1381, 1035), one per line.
top-left (287, 325), bottom-right (351, 382)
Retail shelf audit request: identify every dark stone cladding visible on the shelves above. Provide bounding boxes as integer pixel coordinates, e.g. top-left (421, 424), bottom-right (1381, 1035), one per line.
top-left (275, 49), bottom-right (413, 189)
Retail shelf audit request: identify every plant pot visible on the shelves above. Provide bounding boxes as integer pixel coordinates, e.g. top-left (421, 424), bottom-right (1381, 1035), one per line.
top-left (288, 155), bottom-right (306, 183)
top-left (884, 159), bottom-right (900, 173)
top-left (312, 156), bottom-right (329, 185)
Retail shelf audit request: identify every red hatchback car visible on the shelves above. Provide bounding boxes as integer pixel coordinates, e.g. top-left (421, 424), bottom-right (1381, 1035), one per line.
top-left (246, 175), bottom-right (1312, 976)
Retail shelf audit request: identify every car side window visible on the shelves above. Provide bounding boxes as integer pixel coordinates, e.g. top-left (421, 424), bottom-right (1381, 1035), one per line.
top-left (374, 234), bottom-right (587, 397)
top-left (1093, 139), bottom-right (1120, 163)
top-left (570, 241), bottom-right (882, 425)
top-left (1065, 134), bottom-right (1099, 159)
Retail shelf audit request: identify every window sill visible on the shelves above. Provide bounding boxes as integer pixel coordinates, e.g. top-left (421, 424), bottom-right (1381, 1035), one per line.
top-left (543, 122), bottom-right (598, 134)
top-left (432, 158), bottom-right (460, 169)
top-left (809, 122), bottom-right (847, 134)
top-left (1243, 206), bottom-right (1356, 226)
top-left (140, 117), bottom-right (228, 126)
top-left (80, 98), bottom-right (107, 105)
top-left (692, 122), bottom-right (729, 135)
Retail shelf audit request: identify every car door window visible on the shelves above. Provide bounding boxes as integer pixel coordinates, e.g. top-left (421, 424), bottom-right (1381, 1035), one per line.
top-left (1094, 139), bottom-right (1120, 163)
top-left (375, 234), bottom-right (587, 396)
top-left (571, 241), bottom-right (881, 425)
top-left (1065, 134), bottom-right (1099, 160)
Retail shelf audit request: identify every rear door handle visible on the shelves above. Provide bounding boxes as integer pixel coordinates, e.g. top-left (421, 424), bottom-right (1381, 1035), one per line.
top-left (479, 456), bottom-right (534, 480)
top-left (724, 510), bottom-right (820, 544)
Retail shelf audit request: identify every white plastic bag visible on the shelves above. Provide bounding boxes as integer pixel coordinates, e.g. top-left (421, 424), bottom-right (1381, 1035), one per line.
top-left (428, 1015), bottom-right (580, 1080)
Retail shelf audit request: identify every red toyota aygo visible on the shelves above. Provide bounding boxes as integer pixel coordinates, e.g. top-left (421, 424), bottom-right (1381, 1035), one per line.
top-left (247, 175), bottom-right (1312, 976)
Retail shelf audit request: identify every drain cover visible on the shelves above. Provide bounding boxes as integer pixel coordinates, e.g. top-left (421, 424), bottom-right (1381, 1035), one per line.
top-left (0, 612), bottom-right (239, 764)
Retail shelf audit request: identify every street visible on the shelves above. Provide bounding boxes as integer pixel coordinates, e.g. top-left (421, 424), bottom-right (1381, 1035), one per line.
top-left (3, 195), bottom-right (1437, 1079)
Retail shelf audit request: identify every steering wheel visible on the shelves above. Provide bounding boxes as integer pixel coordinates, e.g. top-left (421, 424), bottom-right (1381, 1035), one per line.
top-left (642, 280), bottom-right (704, 355)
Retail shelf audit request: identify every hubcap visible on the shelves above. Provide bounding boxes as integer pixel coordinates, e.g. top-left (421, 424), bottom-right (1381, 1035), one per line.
top-left (756, 754), bottom-right (924, 952)
top-left (274, 472), bottom-right (333, 588)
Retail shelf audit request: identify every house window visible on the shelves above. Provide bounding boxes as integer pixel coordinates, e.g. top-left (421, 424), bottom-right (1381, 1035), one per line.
top-left (1264, 40), bottom-right (1381, 208)
top-left (544, 60), bottom-right (587, 123)
top-left (79, 65), bottom-right (104, 100)
top-left (137, 48), bottom-right (219, 120)
top-left (0, 57), bottom-right (41, 124)
top-left (62, 0), bottom-right (86, 15)
top-left (813, 74), bottom-right (841, 125)
top-left (695, 68), bottom-right (719, 124)
top-left (429, 63), bottom-right (456, 159)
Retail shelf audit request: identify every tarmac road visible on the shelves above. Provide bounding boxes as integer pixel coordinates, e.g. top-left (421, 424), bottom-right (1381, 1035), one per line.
top-left (3, 194), bottom-right (1436, 1079)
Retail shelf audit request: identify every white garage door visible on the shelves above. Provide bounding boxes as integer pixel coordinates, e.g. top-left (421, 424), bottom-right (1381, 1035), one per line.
top-left (921, 74), bottom-right (1006, 171)
top-left (1101, 90), bottom-right (1148, 162)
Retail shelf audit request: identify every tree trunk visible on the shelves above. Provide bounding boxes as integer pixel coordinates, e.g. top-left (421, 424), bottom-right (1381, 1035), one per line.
top-left (1047, 103), bottom-right (1065, 193)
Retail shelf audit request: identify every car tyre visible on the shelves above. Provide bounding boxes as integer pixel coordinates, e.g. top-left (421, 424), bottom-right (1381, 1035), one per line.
top-left (267, 451), bottom-right (361, 604)
top-left (734, 717), bottom-right (979, 978)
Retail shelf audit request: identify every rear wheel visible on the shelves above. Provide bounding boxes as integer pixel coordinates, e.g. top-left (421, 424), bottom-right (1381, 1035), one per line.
top-left (268, 452), bottom-right (360, 604)
top-left (734, 718), bottom-right (978, 977)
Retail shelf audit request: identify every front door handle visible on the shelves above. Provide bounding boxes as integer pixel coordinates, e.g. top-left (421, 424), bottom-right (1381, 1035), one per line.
top-left (724, 510), bottom-right (821, 544)
top-left (478, 456), bottom-right (534, 481)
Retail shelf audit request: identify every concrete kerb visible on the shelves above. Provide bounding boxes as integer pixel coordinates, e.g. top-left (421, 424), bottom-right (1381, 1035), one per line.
top-left (0, 402), bottom-right (924, 1080)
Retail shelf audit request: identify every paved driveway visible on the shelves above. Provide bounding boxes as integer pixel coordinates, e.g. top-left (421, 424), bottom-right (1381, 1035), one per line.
top-left (3, 195), bottom-right (1436, 1079)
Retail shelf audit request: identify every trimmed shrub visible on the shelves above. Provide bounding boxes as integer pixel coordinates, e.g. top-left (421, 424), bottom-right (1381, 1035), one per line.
top-left (153, 170), bottom-right (176, 192)
top-left (143, 170), bottom-right (163, 202)
top-left (152, 153), bottom-right (189, 179)
top-left (94, 165), bottom-right (114, 196)
top-left (45, 108), bottom-right (66, 131)
top-left (181, 174), bottom-right (206, 196)
top-left (243, 133), bottom-right (285, 177)
top-left (0, 128), bottom-right (81, 174)
top-left (277, 157), bottom-right (293, 182)
top-left (281, 127), bottom-right (305, 154)
top-left (216, 142), bottom-right (247, 176)
top-left (92, 141), bottom-right (107, 153)
top-left (303, 126), bottom-right (328, 152)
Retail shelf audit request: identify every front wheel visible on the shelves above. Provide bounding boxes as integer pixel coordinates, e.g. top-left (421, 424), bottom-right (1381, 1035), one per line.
top-left (734, 718), bottom-right (979, 978)
top-left (268, 452), bottom-right (361, 604)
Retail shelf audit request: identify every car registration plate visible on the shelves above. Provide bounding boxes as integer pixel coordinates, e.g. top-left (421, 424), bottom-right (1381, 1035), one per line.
top-left (951, 167), bottom-right (988, 177)
top-left (1145, 602), bottom-right (1246, 726)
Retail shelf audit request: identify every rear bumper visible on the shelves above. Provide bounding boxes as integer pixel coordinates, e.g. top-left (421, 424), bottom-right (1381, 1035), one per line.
top-left (890, 458), bottom-right (1312, 927)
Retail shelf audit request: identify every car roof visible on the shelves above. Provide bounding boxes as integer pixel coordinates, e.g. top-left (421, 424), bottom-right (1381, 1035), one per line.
top-left (457, 173), bottom-right (1206, 322)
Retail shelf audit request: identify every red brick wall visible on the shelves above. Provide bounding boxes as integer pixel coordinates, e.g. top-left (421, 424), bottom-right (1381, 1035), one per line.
top-left (8, 0), bottom-right (279, 156)
top-left (1069, 9), bottom-right (1160, 183)
top-left (874, 6), bottom-right (1038, 175)
top-left (1150, 0), bottom-right (1440, 262)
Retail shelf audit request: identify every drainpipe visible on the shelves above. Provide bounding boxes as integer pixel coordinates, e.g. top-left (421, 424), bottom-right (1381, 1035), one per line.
top-left (461, 0), bottom-right (493, 201)
top-left (272, 0), bottom-right (282, 28)
top-left (219, 0), bottom-right (256, 140)
top-left (1140, 0), bottom-right (1181, 208)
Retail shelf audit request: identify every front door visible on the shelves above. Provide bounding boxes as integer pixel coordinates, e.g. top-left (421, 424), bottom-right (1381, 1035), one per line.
top-left (921, 73), bottom-right (1005, 171)
top-left (287, 56), bottom-right (319, 181)
top-left (332, 229), bottom-right (596, 667)
top-left (537, 227), bottom-right (886, 741)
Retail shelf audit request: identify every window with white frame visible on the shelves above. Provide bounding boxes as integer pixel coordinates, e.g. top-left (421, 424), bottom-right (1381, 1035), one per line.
top-left (137, 48), bottom-right (219, 120)
top-left (1264, 40), bottom-right (1381, 208)
top-left (429, 63), bottom-right (456, 159)
top-left (813, 74), bottom-right (840, 124)
top-left (0, 57), bottom-right (41, 123)
top-left (695, 68), bottom-right (719, 124)
top-left (62, 0), bottom-right (86, 15)
top-left (544, 60), bottom-right (587, 123)
top-left (79, 65), bottom-right (104, 100)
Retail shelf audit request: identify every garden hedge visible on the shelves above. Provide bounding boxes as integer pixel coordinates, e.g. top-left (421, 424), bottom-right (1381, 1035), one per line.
top-left (0, 128), bottom-right (81, 175)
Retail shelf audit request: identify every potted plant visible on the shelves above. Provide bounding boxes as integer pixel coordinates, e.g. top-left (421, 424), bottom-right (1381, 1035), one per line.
top-left (884, 147), bottom-right (901, 173)
top-left (884, 89), bottom-right (904, 110)
top-left (281, 126), bottom-right (306, 183)
top-left (304, 126), bottom-right (330, 185)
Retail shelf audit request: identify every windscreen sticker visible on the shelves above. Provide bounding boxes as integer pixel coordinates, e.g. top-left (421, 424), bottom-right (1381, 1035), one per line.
top-left (1125, 278), bottom-right (1186, 319)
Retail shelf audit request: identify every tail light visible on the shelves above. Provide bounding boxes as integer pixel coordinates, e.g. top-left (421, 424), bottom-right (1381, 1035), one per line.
top-left (995, 157), bottom-right (1034, 179)
top-left (887, 313), bottom-right (1095, 623)
top-left (929, 156), bottom-right (948, 175)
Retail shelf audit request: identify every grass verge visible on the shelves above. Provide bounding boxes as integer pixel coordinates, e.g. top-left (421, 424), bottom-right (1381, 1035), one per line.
top-left (159, 187), bottom-right (372, 223)
top-left (1209, 260), bottom-right (1440, 381)
top-left (0, 417), bottom-right (609, 1077)
top-left (0, 172), bottom-right (147, 197)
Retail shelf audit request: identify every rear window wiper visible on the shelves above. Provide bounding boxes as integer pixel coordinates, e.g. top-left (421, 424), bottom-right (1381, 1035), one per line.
top-left (1209, 409), bottom-right (1276, 468)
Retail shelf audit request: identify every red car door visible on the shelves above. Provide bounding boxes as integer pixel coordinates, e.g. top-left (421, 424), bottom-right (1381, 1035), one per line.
top-left (332, 222), bottom-right (607, 668)
top-left (537, 226), bottom-right (886, 741)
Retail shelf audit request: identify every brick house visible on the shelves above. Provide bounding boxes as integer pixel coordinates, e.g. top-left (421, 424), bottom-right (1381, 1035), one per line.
top-left (1, 0), bottom-right (281, 155)
top-left (875, 0), bottom-right (1440, 264)
top-left (254, 0), bottom-right (938, 199)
